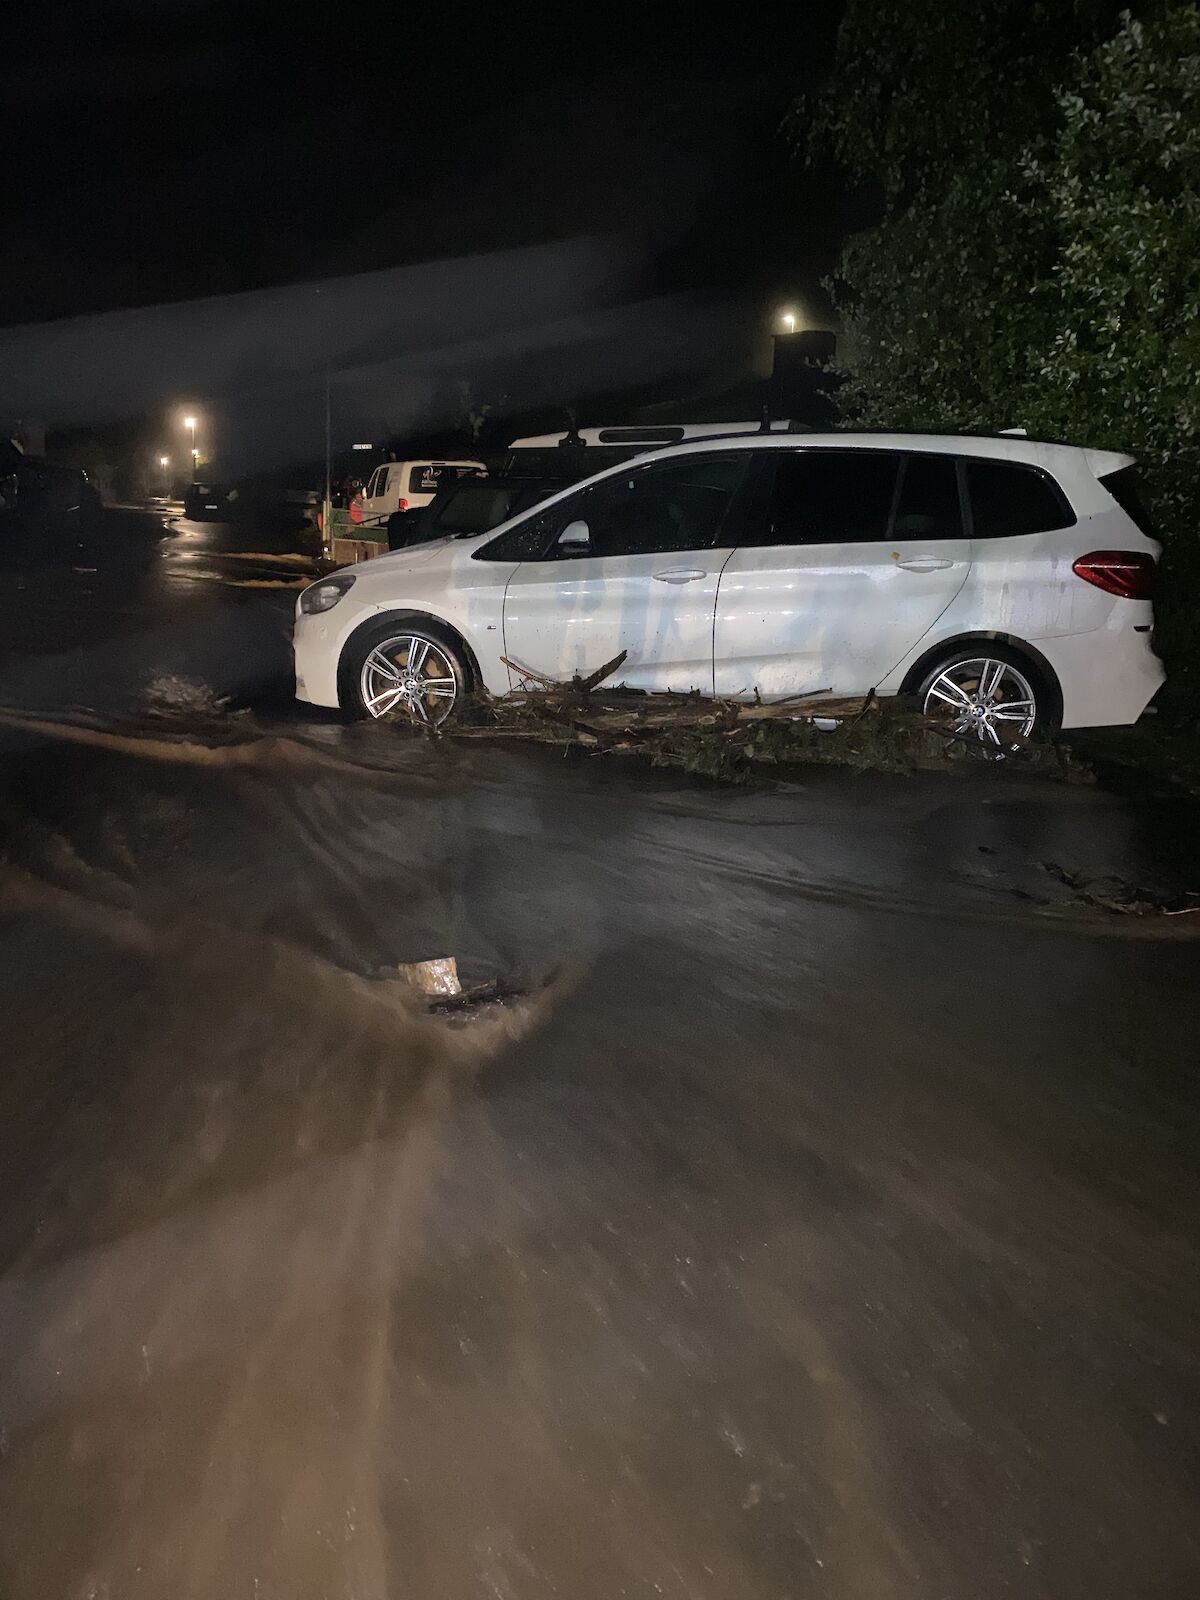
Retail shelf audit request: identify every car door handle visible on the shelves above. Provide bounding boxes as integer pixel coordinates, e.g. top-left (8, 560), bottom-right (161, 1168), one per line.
top-left (652, 568), bottom-right (708, 583)
top-left (897, 556), bottom-right (955, 572)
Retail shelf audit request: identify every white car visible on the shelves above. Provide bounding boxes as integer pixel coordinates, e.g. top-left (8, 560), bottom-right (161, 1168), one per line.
top-left (355, 457), bottom-right (485, 532)
top-left (294, 431), bottom-right (1164, 745)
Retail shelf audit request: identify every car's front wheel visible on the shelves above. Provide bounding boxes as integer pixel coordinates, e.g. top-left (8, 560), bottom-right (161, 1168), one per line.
top-left (343, 620), bottom-right (469, 726)
top-left (917, 646), bottom-right (1046, 751)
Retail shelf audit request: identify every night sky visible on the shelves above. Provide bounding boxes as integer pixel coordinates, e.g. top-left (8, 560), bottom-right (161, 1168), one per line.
top-left (1, 1), bottom-right (842, 329)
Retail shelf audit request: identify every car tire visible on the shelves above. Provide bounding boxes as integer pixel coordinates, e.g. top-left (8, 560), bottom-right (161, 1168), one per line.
top-left (341, 617), bottom-right (471, 727)
top-left (916, 643), bottom-right (1054, 753)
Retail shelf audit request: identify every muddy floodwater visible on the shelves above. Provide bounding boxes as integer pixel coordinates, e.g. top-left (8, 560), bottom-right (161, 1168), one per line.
top-left (1, 530), bottom-right (1199, 1599)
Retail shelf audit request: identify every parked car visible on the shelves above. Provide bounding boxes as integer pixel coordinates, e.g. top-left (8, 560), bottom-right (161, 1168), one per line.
top-left (0, 444), bottom-right (102, 558)
top-left (354, 458), bottom-right (485, 534)
top-left (184, 481), bottom-right (234, 521)
top-left (293, 432), bottom-right (1164, 744)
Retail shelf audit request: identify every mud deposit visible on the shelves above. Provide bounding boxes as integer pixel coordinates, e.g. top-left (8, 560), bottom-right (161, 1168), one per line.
top-left (1, 555), bottom-right (1199, 1598)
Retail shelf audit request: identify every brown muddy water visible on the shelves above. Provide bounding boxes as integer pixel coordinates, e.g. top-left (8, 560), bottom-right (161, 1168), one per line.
top-left (0, 560), bottom-right (1198, 1598)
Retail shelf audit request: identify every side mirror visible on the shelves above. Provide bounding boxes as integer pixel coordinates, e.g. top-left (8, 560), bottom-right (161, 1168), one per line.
top-left (558, 518), bottom-right (591, 552)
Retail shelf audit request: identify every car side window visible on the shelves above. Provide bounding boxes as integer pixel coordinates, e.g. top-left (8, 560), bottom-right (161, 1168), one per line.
top-left (967, 460), bottom-right (1075, 536)
top-left (365, 468), bottom-right (382, 498)
top-left (742, 450), bottom-right (901, 546)
top-left (474, 506), bottom-right (563, 562)
top-left (894, 454), bottom-right (962, 539)
top-left (537, 454), bottom-right (750, 560)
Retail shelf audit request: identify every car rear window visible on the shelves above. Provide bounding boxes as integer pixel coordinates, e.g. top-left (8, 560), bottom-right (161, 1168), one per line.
top-left (1099, 465), bottom-right (1158, 537)
top-left (407, 463), bottom-right (483, 497)
top-left (967, 460), bottom-right (1074, 537)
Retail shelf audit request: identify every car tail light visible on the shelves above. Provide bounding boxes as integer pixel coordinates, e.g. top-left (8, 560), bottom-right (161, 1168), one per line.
top-left (1072, 550), bottom-right (1156, 599)
top-left (397, 497), bottom-right (409, 512)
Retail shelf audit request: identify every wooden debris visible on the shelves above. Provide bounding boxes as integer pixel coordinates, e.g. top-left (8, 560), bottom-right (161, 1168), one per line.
top-left (397, 956), bottom-right (461, 996)
top-left (449, 661), bottom-right (1090, 784)
top-left (572, 649), bottom-right (629, 696)
top-left (500, 649), bottom-right (629, 698)
top-left (499, 657), bottom-right (559, 690)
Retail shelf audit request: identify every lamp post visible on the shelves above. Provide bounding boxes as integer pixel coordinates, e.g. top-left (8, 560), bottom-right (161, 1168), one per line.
top-left (183, 414), bottom-right (197, 483)
top-left (323, 375), bottom-right (332, 560)
top-left (780, 310), bottom-right (797, 334)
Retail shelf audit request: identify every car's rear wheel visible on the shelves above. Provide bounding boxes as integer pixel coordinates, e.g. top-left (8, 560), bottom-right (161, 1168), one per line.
top-left (344, 621), bottom-right (468, 726)
top-left (917, 646), bottom-right (1045, 752)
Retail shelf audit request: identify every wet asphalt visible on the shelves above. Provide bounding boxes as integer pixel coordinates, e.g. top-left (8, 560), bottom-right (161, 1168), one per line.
top-left (0, 511), bottom-right (1198, 1599)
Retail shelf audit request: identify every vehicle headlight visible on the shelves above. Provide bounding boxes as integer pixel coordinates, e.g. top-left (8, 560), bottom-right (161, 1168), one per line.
top-left (299, 574), bottom-right (356, 614)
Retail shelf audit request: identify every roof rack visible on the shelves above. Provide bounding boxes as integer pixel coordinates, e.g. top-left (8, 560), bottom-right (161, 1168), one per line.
top-left (595, 427), bottom-right (686, 445)
top-left (509, 421), bottom-right (799, 450)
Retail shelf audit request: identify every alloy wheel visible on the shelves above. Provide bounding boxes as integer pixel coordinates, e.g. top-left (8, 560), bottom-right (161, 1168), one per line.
top-left (359, 634), bottom-right (458, 725)
top-left (922, 657), bottom-right (1037, 749)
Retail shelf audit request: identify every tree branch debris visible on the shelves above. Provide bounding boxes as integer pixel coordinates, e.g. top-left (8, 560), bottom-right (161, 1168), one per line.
top-left (451, 658), bottom-right (1089, 784)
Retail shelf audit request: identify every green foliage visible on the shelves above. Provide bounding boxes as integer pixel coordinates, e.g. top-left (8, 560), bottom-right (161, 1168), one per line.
top-left (829, 159), bottom-right (1059, 432)
top-left (807, 3), bottom-right (1200, 712)
top-left (1038, 9), bottom-right (1200, 702)
top-left (802, 0), bottom-right (1127, 204)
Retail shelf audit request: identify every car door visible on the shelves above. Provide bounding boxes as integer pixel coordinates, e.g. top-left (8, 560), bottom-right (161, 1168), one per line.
top-left (360, 466), bottom-right (391, 530)
top-left (501, 453), bottom-right (752, 692)
top-left (713, 449), bottom-right (971, 698)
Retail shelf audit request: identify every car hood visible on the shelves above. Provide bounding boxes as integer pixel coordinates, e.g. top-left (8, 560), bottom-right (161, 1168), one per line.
top-left (363, 537), bottom-right (458, 575)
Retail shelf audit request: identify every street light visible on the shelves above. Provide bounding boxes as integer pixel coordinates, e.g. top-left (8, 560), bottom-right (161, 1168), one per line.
top-left (779, 309), bottom-right (797, 334)
top-left (182, 414), bottom-right (198, 482)
top-left (159, 454), bottom-right (170, 469)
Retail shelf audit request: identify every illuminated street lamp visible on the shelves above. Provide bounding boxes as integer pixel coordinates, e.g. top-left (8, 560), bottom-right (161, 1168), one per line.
top-left (159, 454), bottom-right (170, 469)
top-left (182, 413), bottom-right (198, 482)
top-left (779, 309), bottom-right (797, 334)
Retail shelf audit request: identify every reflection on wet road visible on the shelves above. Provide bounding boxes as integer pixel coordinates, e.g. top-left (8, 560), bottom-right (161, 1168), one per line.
top-left (0, 527), bottom-right (1198, 1598)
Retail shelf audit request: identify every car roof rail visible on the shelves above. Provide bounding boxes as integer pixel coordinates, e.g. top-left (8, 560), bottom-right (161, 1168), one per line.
top-left (558, 409), bottom-right (584, 449)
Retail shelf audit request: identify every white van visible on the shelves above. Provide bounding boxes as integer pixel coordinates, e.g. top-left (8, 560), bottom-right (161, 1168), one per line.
top-left (356, 459), bottom-right (484, 531)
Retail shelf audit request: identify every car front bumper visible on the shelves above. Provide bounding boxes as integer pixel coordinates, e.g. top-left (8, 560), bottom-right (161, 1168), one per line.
top-left (293, 599), bottom-right (374, 709)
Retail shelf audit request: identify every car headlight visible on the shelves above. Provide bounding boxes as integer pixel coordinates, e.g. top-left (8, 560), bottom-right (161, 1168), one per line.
top-left (299, 574), bottom-right (357, 615)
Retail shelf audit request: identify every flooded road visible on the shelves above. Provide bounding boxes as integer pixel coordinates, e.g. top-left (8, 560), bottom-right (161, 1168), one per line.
top-left (1, 522), bottom-right (1198, 1599)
